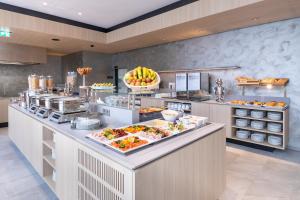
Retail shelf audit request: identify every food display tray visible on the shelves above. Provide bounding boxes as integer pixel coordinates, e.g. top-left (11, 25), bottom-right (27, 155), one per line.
top-left (86, 119), bottom-right (200, 155)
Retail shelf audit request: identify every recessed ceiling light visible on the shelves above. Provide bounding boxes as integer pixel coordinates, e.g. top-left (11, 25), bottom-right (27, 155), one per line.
top-left (42, 2), bottom-right (48, 6)
top-left (51, 38), bottom-right (60, 41)
top-left (78, 12), bottom-right (82, 16)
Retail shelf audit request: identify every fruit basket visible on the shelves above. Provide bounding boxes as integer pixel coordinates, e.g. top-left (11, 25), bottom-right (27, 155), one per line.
top-left (123, 66), bottom-right (160, 91)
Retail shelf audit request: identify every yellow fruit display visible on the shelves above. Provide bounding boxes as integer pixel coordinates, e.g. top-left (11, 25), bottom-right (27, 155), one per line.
top-left (124, 66), bottom-right (158, 87)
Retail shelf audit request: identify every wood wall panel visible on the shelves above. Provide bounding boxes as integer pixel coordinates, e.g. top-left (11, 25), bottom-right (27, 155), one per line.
top-left (0, 0), bottom-right (300, 54)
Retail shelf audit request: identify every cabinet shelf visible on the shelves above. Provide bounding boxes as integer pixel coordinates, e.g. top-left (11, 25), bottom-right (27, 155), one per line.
top-left (44, 175), bottom-right (56, 192)
top-left (43, 155), bottom-right (56, 168)
top-left (232, 115), bottom-right (283, 123)
top-left (232, 125), bottom-right (283, 136)
top-left (43, 140), bottom-right (55, 149)
top-left (231, 137), bottom-right (284, 150)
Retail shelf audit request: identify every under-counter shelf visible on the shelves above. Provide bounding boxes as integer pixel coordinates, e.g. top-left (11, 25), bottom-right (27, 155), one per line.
top-left (230, 106), bottom-right (289, 150)
top-left (44, 175), bottom-right (56, 192)
top-left (232, 115), bottom-right (283, 123)
top-left (43, 155), bottom-right (55, 168)
top-left (232, 125), bottom-right (283, 136)
top-left (43, 140), bottom-right (55, 149)
top-left (231, 137), bottom-right (284, 150)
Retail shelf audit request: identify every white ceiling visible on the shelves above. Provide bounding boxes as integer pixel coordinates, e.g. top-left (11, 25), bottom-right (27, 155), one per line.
top-left (0, 0), bottom-right (180, 28)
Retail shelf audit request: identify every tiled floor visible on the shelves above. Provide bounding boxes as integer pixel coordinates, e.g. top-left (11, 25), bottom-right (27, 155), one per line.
top-left (1, 127), bottom-right (300, 200)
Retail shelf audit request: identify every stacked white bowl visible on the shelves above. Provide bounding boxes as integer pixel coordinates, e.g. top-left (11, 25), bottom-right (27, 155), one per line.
top-left (251, 132), bottom-right (267, 143)
top-left (235, 109), bottom-right (249, 117)
top-left (251, 120), bottom-right (266, 130)
top-left (268, 135), bottom-right (282, 146)
top-left (250, 110), bottom-right (265, 119)
top-left (267, 112), bottom-right (282, 121)
top-left (236, 119), bottom-right (249, 127)
top-left (236, 130), bottom-right (250, 139)
top-left (267, 123), bottom-right (282, 133)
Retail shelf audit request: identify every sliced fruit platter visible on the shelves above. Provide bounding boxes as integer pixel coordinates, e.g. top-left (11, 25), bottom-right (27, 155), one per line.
top-left (91, 83), bottom-right (115, 90)
top-left (123, 66), bottom-right (160, 91)
top-left (136, 127), bottom-right (170, 141)
top-left (89, 128), bottom-right (128, 143)
top-left (111, 136), bottom-right (149, 152)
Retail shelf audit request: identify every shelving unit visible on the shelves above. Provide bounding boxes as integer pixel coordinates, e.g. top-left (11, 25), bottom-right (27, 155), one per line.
top-left (231, 106), bottom-right (289, 150)
top-left (42, 126), bottom-right (56, 192)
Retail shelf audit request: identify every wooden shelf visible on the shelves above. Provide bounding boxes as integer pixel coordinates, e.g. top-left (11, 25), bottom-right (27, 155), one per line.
top-left (232, 115), bottom-right (283, 123)
top-left (44, 175), bottom-right (56, 192)
top-left (232, 125), bottom-right (283, 136)
top-left (231, 137), bottom-right (284, 150)
top-left (43, 155), bottom-right (56, 168)
top-left (43, 140), bottom-right (55, 149)
top-left (231, 105), bottom-right (286, 112)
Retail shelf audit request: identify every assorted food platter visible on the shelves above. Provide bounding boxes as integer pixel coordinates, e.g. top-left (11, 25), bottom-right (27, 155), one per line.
top-left (86, 118), bottom-right (203, 154)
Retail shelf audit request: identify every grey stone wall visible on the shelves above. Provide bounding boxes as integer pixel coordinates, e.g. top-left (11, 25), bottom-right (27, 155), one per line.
top-left (62, 51), bottom-right (112, 87)
top-left (0, 55), bottom-right (62, 97)
top-left (112, 18), bottom-right (300, 150)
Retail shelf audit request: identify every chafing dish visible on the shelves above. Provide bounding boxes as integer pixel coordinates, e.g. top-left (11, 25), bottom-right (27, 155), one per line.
top-left (51, 97), bottom-right (83, 114)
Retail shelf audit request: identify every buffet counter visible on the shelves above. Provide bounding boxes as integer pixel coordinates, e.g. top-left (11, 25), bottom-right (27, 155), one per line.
top-left (8, 104), bottom-right (226, 200)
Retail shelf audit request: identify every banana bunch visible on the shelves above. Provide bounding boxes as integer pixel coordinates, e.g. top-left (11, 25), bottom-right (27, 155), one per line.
top-left (125, 66), bottom-right (158, 87)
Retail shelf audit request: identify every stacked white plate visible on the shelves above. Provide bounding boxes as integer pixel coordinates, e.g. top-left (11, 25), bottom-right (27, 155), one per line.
top-left (251, 121), bottom-right (266, 130)
top-left (267, 112), bottom-right (282, 121)
top-left (236, 119), bottom-right (249, 127)
top-left (251, 132), bottom-right (266, 143)
top-left (268, 135), bottom-right (282, 146)
top-left (235, 109), bottom-right (249, 117)
top-left (267, 123), bottom-right (282, 133)
top-left (236, 130), bottom-right (250, 139)
top-left (250, 110), bottom-right (265, 119)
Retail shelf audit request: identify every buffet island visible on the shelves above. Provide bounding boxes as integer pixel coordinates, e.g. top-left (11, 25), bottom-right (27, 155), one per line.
top-left (8, 103), bottom-right (226, 200)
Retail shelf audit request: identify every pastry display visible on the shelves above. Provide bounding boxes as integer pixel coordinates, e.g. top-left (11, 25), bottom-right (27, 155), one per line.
top-left (77, 67), bottom-right (92, 76)
top-left (110, 136), bottom-right (148, 152)
top-left (264, 101), bottom-right (277, 107)
top-left (261, 77), bottom-right (275, 85)
top-left (236, 76), bottom-right (260, 85)
top-left (229, 100), bottom-right (287, 109)
top-left (236, 76), bottom-right (289, 86)
top-left (230, 100), bottom-right (247, 105)
top-left (139, 107), bottom-right (164, 114)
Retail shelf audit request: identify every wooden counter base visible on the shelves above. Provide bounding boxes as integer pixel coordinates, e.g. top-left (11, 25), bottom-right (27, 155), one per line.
top-left (135, 128), bottom-right (226, 200)
top-left (9, 105), bottom-right (225, 200)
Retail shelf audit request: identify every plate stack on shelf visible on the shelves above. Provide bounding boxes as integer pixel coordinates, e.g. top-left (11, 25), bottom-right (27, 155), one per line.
top-left (251, 120), bottom-right (266, 130)
top-left (236, 119), bottom-right (249, 127)
top-left (235, 109), bottom-right (249, 117)
top-left (236, 130), bottom-right (250, 139)
top-left (267, 112), bottom-right (282, 121)
top-left (267, 123), bottom-right (282, 133)
top-left (250, 110), bottom-right (265, 119)
top-left (268, 135), bottom-right (282, 146)
top-left (251, 132), bottom-right (267, 143)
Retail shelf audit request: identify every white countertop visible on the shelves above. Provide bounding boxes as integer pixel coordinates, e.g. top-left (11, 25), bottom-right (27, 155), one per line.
top-left (10, 104), bottom-right (224, 170)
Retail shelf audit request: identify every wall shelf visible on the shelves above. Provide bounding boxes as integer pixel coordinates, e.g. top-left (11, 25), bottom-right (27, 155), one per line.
top-left (157, 66), bottom-right (241, 73)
